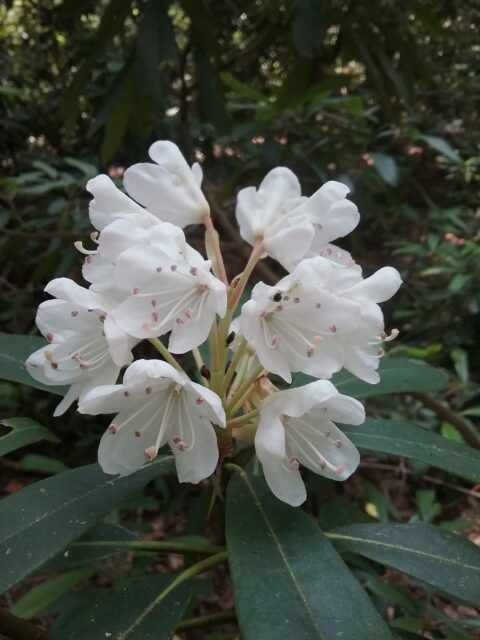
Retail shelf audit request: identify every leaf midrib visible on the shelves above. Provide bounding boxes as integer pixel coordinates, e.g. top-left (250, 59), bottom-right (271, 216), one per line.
top-left (237, 470), bottom-right (326, 640)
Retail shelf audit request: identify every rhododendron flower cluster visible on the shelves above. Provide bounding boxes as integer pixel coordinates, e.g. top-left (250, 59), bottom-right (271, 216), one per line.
top-left (27, 141), bottom-right (401, 506)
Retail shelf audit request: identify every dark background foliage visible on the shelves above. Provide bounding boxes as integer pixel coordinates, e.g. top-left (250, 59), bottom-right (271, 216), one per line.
top-left (1, 2), bottom-right (479, 637)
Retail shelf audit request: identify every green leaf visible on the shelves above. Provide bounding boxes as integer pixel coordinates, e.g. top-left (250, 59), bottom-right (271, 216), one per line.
top-left (44, 523), bottom-right (138, 571)
top-left (318, 496), bottom-right (373, 530)
top-left (56, 576), bottom-right (192, 640)
top-left (342, 418), bottom-right (480, 483)
top-left (18, 454), bottom-right (69, 475)
top-left (11, 567), bottom-right (94, 619)
top-left (0, 418), bottom-right (59, 457)
top-left (329, 523), bottom-right (480, 605)
top-left (226, 469), bottom-right (392, 640)
top-left (371, 152), bottom-right (399, 186)
top-left (0, 332), bottom-right (66, 395)
top-left (101, 64), bottom-right (137, 162)
top-left (293, 357), bottom-right (449, 397)
top-left (333, 357), bottom-right (449, 396)
top-left (418, 134), bottom-right (461, 163)
top-left (0, 458), bottom-right (173, 594)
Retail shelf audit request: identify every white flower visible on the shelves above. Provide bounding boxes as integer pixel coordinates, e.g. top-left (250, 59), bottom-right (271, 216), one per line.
top-left (235, 168), bottom-right (359, 269)
top-left (86, 174), bottom-right (147, 231)
top-left (329, 264), bottom-right (402, 383)
top-left (26, 278), bottom-right (136, 417)
top-left (239, 258), bottom-right (360, 383)
top-left (123, 140), bottom-right (210, 227)
top-left (78, 359), bottom-right (226, 482)
top-left (254, 380), bottom-right (364, 506)
top-left (113, 240), bottom-right (227, 353)
top-left (82, 213), bottom-right (188, 297)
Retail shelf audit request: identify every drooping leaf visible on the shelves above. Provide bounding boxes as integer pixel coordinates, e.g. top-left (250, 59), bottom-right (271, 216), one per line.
top-left (0, 417), bottom-right (59, 457)
top-left (11, 567), bottom-right (94, 619)
top-left (56, 576), bottom-right (192, 640)
top-left (226, 469), bottom-right (392, 640)
top-left (329, 523), bottom-right (480, 606)
top-left (343, 418), bottom-right (480, 483)
top-left (0, 458), bottom-right (173, 594)
top-left (0, 332), bottom-right (66, 395)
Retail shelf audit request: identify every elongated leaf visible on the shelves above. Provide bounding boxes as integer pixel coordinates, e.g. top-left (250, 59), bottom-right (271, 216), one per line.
top-left (56, 576), bottom-right (191, 640)
top-left (0, 332), bottom-right (66, 395)
top-left (333, 357), bottom-right (449, 397)
top-left (0, 458), bottom-right (172, 594)
top-left (343, 418), bottom-right (480, 483)
top-left (329, 523), bottom-right (480, 605)
top-left (44, 523), bottom-right (138, 571)
top-left (226, 470), bottom-right (392, 640)
top-left (0, 417), bottom-right (59, 457)
top-left (419, 134), bottom-right (461, 163)
top-left (11, 567), bottom-right (94, 619)
top-left (292, 358), bottom-right (448, 397)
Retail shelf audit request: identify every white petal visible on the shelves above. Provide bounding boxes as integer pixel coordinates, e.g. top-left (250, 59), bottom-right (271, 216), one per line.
top-left (264, 215), bottom-right (314, 268)
top-left (188, 380), bottom-right (226, 426)
top-left (123, 141), bottom-right (209, 227)
top-left (53, 382), bottom-right (83, 417)
top-left (87, 174), bottom-right (145, 231)
top-left (78, 384), bottom-right (134, 415)
top-left (103, 315), bottom-right (135, 367)
top-left (255, 405), bottom-right (287, 466)
top-left (122, 358), bottom-right (184, 387)
top-left (45, 278), bottom-right (111, 312)
top-left (262, 464), bottom-right (306, 506)
top-left (171, 417), bottom-right (218, 484)
top-left (347, 267), bottom-right (402, 303)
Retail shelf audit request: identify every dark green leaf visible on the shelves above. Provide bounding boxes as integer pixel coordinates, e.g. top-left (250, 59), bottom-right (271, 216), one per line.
top-left (343, 418), bottom-right (480, 483)
top-left (11, 567), bottom-right (94, 619)
top-left (329, 523), bottom-right (480, 605)
top-left (57, 576), bottom-right (192, 640)
top-left (318, 496), bottom-right (373, 530)
top-left (0, 458), bottom-right (173, 594)
top-left (44, 523), bottom-right (138, 571)
top-left (0, 418), bottom-right (59, 457)
top-left (0, 332), bottom-right (66, 395)
top-left (335, 357), bottom-right (449, 397)
top-left (226, 469), bottom-right (392, 640)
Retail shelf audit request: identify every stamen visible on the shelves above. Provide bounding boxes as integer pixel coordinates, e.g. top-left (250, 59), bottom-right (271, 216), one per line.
top-left (74, 240), bottom-right (97, 255)
top-left (108, 423), bottom-right (117, 434)
top-left (46, 332), bottom-right (54, 342)
top-left (71, 311), bottom-right (79, 317)
top-left (334, 440), bottom-right (342, 448)
top-left (315, 302), bottom-right (322, 309)
top-left (306, 347), bottom-right (314, 358)
top-left (185, 308), bottom-right (193, 319)
top-left (151, 312), bottom-right (159, 322)
top-left (289, 456), bottom-right (300, 470)
top-left (196, 397), bottom-right (204, 405)
top-left (314, 335), bottom-right (324, 344)
top-left (98, 314), bottom-right (106, 323)
top-left (172, 436), bottom-right (188, 451)
top-left (134, 430), bottom-right (141, 438)
top-left (190, 267), bottom-right (198, 276)
top-left (293, 297), bottom-right (300, 304)
top-left (276, 304), bottom-right (283, 311)
top-left (145, 386), bottom-right (152, 395)
top-left (329, 325), bottom-right (337, 333)
top-left (132, 287), bottom-right (140, 295)
top-left (156, 266), bottom-right (162, 273)
top-left (123, 390), bottom-right (130, 397)
top-left (170, 264), bottom-right (177, 271)
top-left (144, 446), bottom-right (157, 461)
top-left (270, 334), bottom-right (280, 350)
top-left (151, 299), bottom-right (157, 307)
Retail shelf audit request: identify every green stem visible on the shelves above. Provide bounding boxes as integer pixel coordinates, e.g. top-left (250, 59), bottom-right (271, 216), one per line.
top-left (227, 365), bottom-right (266, 416)
top-left (228, 238), bottom-right (264, 311)
top-left (227, 408), bottom-right (259, 427)
top-left (220, 336), bottom-right (248, 396)
top-left (72, 540), bottom-right (225, 555)
top-left (118, 552), bottom-right (228, 639)
top-left (149, 338), bottom-right (184, 373)
top-left (177, 608), bottom-right (236, 631)
top-left (204, 214), bottom-right (228, 285)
